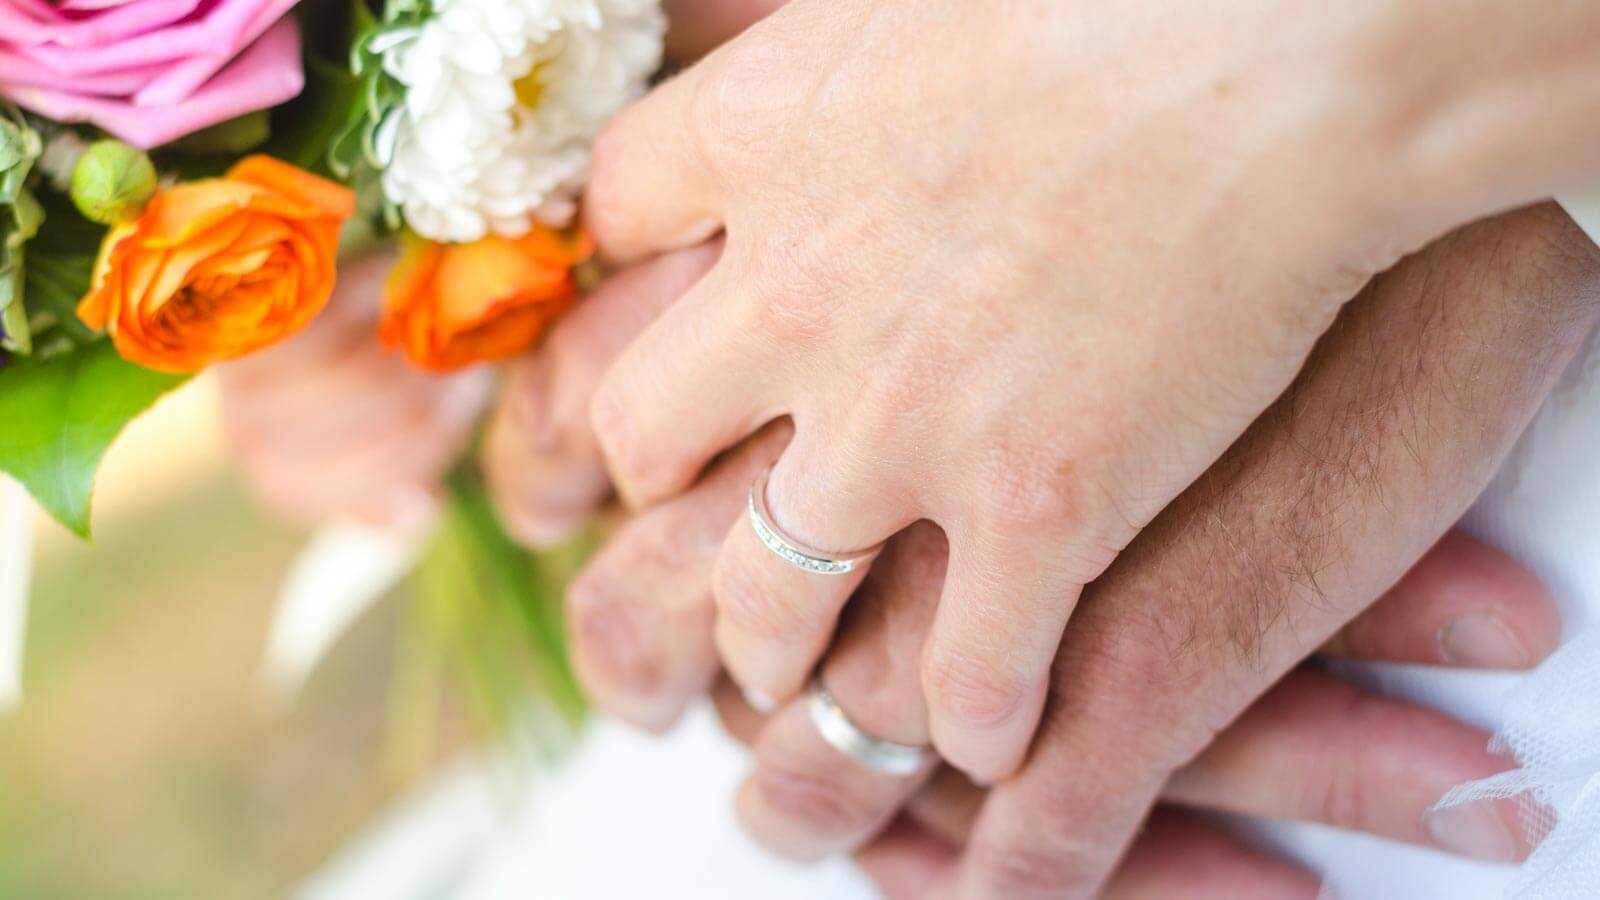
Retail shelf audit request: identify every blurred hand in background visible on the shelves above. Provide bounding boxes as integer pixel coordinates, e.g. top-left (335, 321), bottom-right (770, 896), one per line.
top-left (217, 249), bottom-right (491, 533)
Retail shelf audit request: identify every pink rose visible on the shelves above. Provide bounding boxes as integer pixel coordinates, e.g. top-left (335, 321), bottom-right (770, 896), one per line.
top-left (0, 0), bottom-right (304, 149)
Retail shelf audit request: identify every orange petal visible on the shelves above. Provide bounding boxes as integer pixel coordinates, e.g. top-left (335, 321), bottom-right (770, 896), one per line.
top-left (229, 155), bottom-right (356, 221)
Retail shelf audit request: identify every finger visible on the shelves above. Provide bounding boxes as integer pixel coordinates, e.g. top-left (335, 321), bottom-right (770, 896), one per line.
top-left (733, 527), bottom-right (946, 858)
top-left (590, 260), bottom-right (783, 509)
top-left (246, 397), bottom-right (457, 529)
top-left (1097, 811), bottom-right (1321, 900)
top-left (945, 205), bottom-right (1600, 900)
top-left (901, 669), bottom-right (1537, 864)
top-left (584, 56), bottom-right (727, 264)
top-left (221, 335), bottom-right (424, 448)
top-left (663, 0), bottom-right (788, 63)
top-left (566, 423), bottom-right (790, 731)
top-left (218, 249), bottom-right (393, 385)
top-left (853, 817), bottom-right (958, 900)
top-left (904, 766), bottom-right (985, 847)
top-left (1321, 529), bottom-right (1559, 669)
top-left (712, 428), bottom-right (917, 703)
top-left (1163, 668), bottom-right (1535, 862)
top-left (486, 243), bottom-right (721, 546)
top-left (921, 533), bottom-right (1083, 784)
top-left (922, 810), bottom-right (1320, 900)
top-left (711, 675), bottom-right (767, 746)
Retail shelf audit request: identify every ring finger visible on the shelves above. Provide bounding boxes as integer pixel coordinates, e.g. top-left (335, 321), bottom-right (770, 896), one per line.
top-left (715, 532), bottom-right (1555, 861)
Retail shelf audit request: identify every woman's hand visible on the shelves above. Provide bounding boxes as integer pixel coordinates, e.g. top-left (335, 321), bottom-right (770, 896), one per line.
top-left (577, 0), bottom-right (1600, 781)
top-left (489, 203), bottom-right (1600, 897)
top-left (218, 250), bottom-right (490, 531)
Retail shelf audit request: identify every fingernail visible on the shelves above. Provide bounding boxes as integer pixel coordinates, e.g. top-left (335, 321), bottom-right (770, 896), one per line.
top-left (1424, 802), bottom-right (1522, 862)
top-left (742, 686), bottom-right (777, 713)
top-left (1439, 613), bottom-right (1530, 669)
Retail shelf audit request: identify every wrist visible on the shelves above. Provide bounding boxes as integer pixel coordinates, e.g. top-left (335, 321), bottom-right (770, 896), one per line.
top-left (1343, 0), bottom-right (1600, 241)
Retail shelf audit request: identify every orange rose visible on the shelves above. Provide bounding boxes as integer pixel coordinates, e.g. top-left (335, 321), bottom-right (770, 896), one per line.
top-left (380, 228), bottom-right (592, 372)
top-left (77, 155), bottom-right (354, 373)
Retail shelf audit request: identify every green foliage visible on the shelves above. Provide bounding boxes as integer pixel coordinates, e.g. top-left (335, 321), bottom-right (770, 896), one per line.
top-left (164, 111), bottom-right (272, 156)
top-left (0, 342), bottom-right (187, 537)
top-left (150, 112), bottom-right (275, 179)
top-left (397, 466), bottom-right (589, 764)
top-left (263, 56), bottom-right (363, 176)
top-left (22, 187), bottom-right (105, 347)
top-left (0, 181), bottom-right (183, 538)
top-left (0, 103), bottom-right (42, 354)
top-left (327, 0), bottom-right (434, 232)
top-left (0, 188), bottom-right (40, 354)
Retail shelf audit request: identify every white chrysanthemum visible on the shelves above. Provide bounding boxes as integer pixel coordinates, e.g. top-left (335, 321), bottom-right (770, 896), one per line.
top-left (378, 0), bottom-right (664, 243)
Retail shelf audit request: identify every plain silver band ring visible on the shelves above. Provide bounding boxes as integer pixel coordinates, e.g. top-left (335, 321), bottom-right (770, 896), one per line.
top-left (806, 677), bottom-right (932, 777)
top-left (748, 467), bottom-right (880, 576)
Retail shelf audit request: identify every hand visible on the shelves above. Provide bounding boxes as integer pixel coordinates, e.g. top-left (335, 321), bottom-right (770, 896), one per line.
top-left (488, 204), bottom-right (1600, 895)
top-left (662, 0), bottom-right (786, 62)
top-left (483, 0), bottom-right (787, 545)
top-left (915, 205), bottom-right (1599, 897)
top-left (853, 812), bottom-right (1319, 900)
top-left (703, 522), bottom-right (1551, 867)
top-left (218, 250), bottom-right (490, 531)
top-left (702, 520), bottom-right (1558, 894)
top-left (579, 0), bottom-right (1600, 781)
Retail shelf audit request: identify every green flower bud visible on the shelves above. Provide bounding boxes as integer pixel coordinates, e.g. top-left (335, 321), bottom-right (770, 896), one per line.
top-left (71, 140), bottom-right (157, 226)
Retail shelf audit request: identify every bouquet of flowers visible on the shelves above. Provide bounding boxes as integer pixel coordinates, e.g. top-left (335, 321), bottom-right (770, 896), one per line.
top-left (0, 0), bottom-right (662, 536)
top-left (0, 0), bottom-right (665, 741)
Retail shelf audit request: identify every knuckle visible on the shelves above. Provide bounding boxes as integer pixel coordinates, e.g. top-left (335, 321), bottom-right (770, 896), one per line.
top-left (1298, 686), bottom-right (1381, 831)
top-left (972, 446), bottom-right (1086, 535)
top-left (567, 569), bottom-right (662, 697)
top-left (966, 833), bottom-right (1098, 898)
top-left (923, 646), bottom-right (1029, 729)
top-left (713, 555), bottom-right (812, 642)
top-left (688, 45), bottom-right (791, 177)
top-left (750, 760), bottom-right (876, 837)
top-left (741, 227), bottom-right (851, 347)
top-left (584, 124), bottom-right (634, 241)
top-left (1310, 759), bottom-right (1373, 835)
top-left (589, 378), bottom-right (669, 496)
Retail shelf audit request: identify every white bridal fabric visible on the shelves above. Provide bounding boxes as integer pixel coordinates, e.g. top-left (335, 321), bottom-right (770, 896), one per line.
top-left (300, 196), bottom-right (1600, 900)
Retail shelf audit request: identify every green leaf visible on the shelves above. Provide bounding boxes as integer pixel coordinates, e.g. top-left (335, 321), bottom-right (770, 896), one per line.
top-left (20, 248), bottom-right (98, 344)
top-left (0, 342), bottom-right (188, 537)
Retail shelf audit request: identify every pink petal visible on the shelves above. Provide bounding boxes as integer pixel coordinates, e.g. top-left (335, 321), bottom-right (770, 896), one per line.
top-left (19, 0), bottom-right (293, 75)
top-left (7, 18), bottom-right (303, 149)
top-left (0, 0), bottom-right (207, 48)
top-left (0, 46), bottom-right (164, 94)
top-left (134, 0), bottom-right (300, 105)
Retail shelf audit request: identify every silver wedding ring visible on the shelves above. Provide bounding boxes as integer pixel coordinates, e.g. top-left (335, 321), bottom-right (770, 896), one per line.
top-left (806, 678), bottom-right (932, 777)
top-left (748, 467), bottom-right (880, 575)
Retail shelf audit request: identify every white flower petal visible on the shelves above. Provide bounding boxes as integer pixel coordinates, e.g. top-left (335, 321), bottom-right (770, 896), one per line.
top-left (378, 0), bottom-right (664, 242)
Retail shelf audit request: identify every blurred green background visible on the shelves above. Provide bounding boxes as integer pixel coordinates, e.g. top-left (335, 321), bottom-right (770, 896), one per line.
top-left (0, 382), bottom-right (454, 899)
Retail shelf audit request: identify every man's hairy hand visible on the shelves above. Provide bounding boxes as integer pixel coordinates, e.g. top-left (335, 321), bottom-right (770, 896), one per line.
top-left (940, 204), bottom-right (1600, 897)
